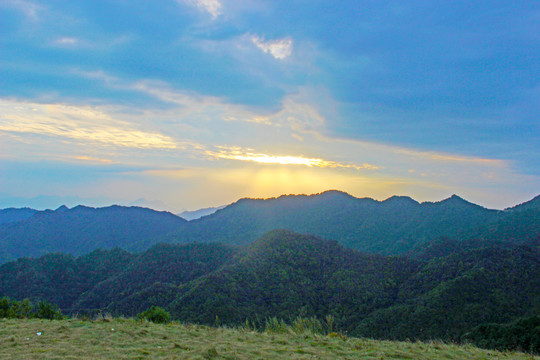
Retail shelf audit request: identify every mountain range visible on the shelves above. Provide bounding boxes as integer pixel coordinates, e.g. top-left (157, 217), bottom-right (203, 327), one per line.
top-left (1, 191), bottom-right (538, 263)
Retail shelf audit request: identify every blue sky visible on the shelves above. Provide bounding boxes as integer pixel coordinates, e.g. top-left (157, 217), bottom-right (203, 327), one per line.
top-left (0, 0), bottom-right (538, 211)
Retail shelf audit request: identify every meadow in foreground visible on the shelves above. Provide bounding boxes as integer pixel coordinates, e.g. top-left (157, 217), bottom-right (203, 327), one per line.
top-left (0, 318), bottom-right (537, 360)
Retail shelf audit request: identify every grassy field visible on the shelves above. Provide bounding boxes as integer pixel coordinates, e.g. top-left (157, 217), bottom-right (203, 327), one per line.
top-left (0, 318), bottom-right (537, 360)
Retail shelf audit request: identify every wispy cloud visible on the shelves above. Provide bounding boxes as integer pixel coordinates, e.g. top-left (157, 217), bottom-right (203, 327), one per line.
top-left (395, 149), bottom-right (506, 166)
top-left (70, 155), bottom-right (116, 164)
top-left (1, 0), bottom-right (43, 20)
top-left (54, 37), bottom-right (78, 46)
top-left (205, 146), bottom-right (379, 170)
top-left (50, 34), bottom-right (133, 50)
top-left (0, 99), bottom-right (177, 149)
top-left (251, 36), bottom-right (293, 60)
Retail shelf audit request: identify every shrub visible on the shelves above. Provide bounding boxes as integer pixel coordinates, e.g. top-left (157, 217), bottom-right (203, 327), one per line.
top-left (0, 297), bottom-right (14, 318)
top-left (137, 306), bottom-right (171, 324)
top-left (264, 317), bottom-right (289, 334)
top-left (35, 300), bottom-right (64, 320)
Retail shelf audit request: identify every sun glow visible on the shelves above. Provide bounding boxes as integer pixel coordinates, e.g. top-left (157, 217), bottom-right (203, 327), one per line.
top-left (229, 153), bottom-right (325, 166)
top-left (206, 147), bottom-right (379, 170)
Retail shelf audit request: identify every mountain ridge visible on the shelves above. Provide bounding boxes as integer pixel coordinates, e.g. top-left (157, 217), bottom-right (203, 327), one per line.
top-left (0, 205), bottom-right (186, 263)
top-left (169, 190), bottom-right (509, 254)
top-left (0, 190), bottom-right (538, 262)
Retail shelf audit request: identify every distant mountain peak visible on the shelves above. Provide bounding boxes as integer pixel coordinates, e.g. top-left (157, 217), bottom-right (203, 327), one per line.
top-left (382, 195), bottom-right (419, 206)
top-left (55, 205), bottom-right (69, 212)
top-left (437, 194), bottom-right (471, 205)
top-left (318, 189), bottom-right (354, 197)
top-left (428, 195), bottom-right (494, 212)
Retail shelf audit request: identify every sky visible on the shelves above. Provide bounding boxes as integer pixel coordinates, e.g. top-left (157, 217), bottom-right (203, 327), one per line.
top-left (0, 0), bottom-right (539, 212)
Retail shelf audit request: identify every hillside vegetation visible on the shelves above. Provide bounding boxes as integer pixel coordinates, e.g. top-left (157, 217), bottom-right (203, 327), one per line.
top-left (0, 318), bottom-right (537, 360)
top-left (1, 230), bottom-right (538, 349)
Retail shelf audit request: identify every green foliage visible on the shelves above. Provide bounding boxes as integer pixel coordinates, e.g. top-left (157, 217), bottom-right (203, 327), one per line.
top-left (462, 316), bottom-right (540, 354)
top-left (0, 297), bottom-right (31, 318)
top-left (0, 248), bottom-right (134, 312)
top-left (35, 300), bottom-right (64, 320)
top-left (137, 306), bottom-right (171, 324)
top-left (0, 297), bottom-right (62, 319)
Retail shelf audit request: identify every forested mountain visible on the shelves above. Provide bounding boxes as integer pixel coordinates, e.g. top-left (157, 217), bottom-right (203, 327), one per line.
top-left (0, 205), bottom-right (186, 263)
top-left (170, 191), bottom-right (536, 255)
top-left (1, 191), bottom-right (538, 263)
top-left (0, 230), bottom-right (538, 344)
top-left (168, 231), bottom-right (540, 341)
top-left (73, 242), bottom-right (238, 315)
top-left (169, 230), bottom-right (419, 327)
top-left (355, 245), bottom-right (540, 340)
top-left (0, 248), bottom-right (134, 309)
top-left (0, 207), bottom-right (38, 224)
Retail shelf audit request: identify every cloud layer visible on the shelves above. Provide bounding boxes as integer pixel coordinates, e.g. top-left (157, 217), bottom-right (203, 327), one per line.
top-left (0, 0), bottom-right (538, 211)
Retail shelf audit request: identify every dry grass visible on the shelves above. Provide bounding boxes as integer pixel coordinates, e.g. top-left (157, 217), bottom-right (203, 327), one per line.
top-left (0, 318), bottom-right (538, 359)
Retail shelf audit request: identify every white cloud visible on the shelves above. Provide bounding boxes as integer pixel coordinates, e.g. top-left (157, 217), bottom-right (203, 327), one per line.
top-left (180, 0), bottom-right (222, 19)
top-left (197, 0), bottom-right (222, 18)
top-left (55, 37), bottom-right (78, 45)
top-left (251, 36), bottom-right (293, 60)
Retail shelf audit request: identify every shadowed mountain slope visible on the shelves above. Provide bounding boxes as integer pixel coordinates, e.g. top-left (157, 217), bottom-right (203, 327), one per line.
top-left (0, 205), bottom-right (186, 263)
top-left (170, 191), bottom-right (506, 254)
top-left (0, 208), bottom-right (38, 224)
